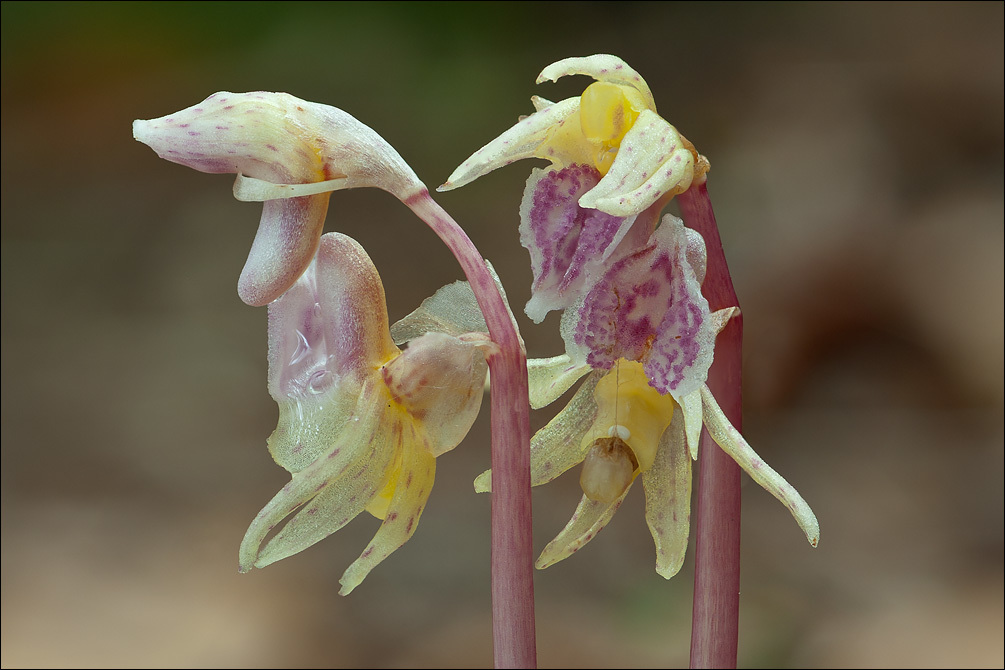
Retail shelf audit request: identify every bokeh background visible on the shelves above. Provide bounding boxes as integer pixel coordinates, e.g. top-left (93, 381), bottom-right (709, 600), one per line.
top-left (2, 2), bottom-right (1002, 667)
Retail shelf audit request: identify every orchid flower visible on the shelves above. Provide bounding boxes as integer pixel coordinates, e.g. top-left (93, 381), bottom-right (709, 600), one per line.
top-left (439, 54), bottom-right (711, 324)
top-left (239, 231), bottom-right (492, 595)
top-left (135, 93), bottom-right (537, 663)
top-left (475, 215), bottom-right (818, 577)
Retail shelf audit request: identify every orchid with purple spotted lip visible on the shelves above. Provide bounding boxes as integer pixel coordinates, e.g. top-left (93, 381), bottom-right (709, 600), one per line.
top-left (440, 54), bottom-right (710, 324)
top-left (473, 213), bottom-right (818, 577)
top-left (239, 231), bottom-right (492, 595)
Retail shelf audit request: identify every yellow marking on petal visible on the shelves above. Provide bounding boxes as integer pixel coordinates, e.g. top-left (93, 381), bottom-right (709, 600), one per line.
top-left (582, 360), bottom-right (675, 474)
top-left (578, 82), bottom-right (646, 175)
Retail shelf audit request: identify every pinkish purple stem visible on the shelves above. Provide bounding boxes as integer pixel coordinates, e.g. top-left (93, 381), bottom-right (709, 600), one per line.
top-left (404, 190), bottom-right (537, 669)
top-left (678, 181), bottom-right (742, 669)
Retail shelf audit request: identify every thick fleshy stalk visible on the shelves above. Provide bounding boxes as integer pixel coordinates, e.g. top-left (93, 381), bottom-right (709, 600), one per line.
top-left (677, 180), bottom-right (742, 669)
top-left (404, 191), bottom-right (536, 669)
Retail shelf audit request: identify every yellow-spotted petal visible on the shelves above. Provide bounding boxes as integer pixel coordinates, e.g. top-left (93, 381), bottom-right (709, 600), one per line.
top-left (535, 486), bottom-right (633, 570)
top-left (439, 97), bottom-right (580, 191)
top-left (537, 54), bottom-right (656, 112)
top-left (578, 110), bottom-right (695, 218)
top-left (700, 385), bottom-right (820, 548)
top-left (642, 404), bottom-right (692, 579)
top-left (339, 427), bottom-right (437, 595)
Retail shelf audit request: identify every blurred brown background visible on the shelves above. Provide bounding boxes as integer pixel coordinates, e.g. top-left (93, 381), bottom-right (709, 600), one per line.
top-left (2, 2), bottom-right (1002, 667)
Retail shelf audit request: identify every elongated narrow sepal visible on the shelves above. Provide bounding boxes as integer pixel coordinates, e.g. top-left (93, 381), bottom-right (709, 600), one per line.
top-left (527, 354), bottom-right (592, 409)
top-left (537, 55), bottom-right (656, 112)
top-left (439, 97), bottom-right (580, 191)
top-left (642, 404), bottom-right (692, 578)
top-left (700, 385), bottom-right (820, 548)
top-left (339, 432), bottom-right (437, 595)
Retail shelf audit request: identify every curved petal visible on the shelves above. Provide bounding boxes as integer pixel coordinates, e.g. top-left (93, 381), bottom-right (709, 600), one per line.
top-left (700, 385), bottom-right (820, 548)
top-left (239, 376), bottom-right (394, 572)
top-left (578, 110), bottom-right (694, 218)
top-left (474, 370), bottom-right (602, 493)
top-left (642, 404), bottom-right (692, 579)
top-left (439, 97), bottom-right (580, 191)
top-left (233, 174), bottom-right (349, 201)
top-left (389, 281), bottom-right (487, 344)
top-left (535, 484), bottom-right (633, 570)
top-left (254, 386), bottom-right (400, 568)
top-left (239, 194), bottom-right (330, 306)
top-left (537, 54), bottom-right (656, 112)
top-left (527, 354), bottom-right (591, 409)
top-left (519, 165), bottom-right (636, 323)
top-left (339, 426), bottom-right (437, 595)
top-left (382, 331), bottom-right (487, 455)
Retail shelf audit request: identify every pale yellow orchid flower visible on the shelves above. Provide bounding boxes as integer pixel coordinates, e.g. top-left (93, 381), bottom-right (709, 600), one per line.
top-left (476, 218), bottom-right (818, 579)
top-left (239, 232), bottom-right (492, 595)
top-left (440, 54), bottom-right (709, 218)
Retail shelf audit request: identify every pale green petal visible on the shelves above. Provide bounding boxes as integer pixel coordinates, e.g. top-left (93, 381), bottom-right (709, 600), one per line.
top-left (710, 307), bottom-right (740, 335)
top-left (535, 485), bottom-right (633, 570)
top-left (255, 403), bottom-right (399, 568)
top-left (439, 97), bottom-right (580, 191)
top-left (527, 354), bottom-right (592, 409)
top-left (537, 54), bottom-right (656, 112)
top-left (474, 370), bottom-right (602, 493)
top-left (579, 110), bottom-right (694, 217)
top-left (679, 389), bottom-right (703, 461)
top-left (233, 173), bottom-right (349, 201)
top-left (339, 426), bottom-right (437, 595)
top-left (642, 405), bottom-right (692, 579)
top-left (700, 385), bottom-right (820, 547)
top-left (239, 378), bottom-right (393, 572)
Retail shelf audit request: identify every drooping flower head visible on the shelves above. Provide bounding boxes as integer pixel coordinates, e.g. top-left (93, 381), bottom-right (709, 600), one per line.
top-left (134, 92), bottom-right (425, 306)
top-left (240, 231), bottom-right (492, 594)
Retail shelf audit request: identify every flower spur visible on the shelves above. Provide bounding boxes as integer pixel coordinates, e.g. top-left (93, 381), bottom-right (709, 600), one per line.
top-left (239, 231), bottom-right (492, 594)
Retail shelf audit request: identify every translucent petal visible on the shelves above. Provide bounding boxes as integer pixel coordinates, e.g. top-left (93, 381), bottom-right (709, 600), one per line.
top-left (578, 110), bottom-right (694, 218)
top-left (519, 165), bottom-right (636, 323)
top-left (527, 354), bottom-right (591, 409)
top-left (238, 377), bottom-right (393, 572)
top-left (700, 385), bottom-right (820, 548)
top-left (382, 332), bottom-right (487, 455)
top-left (535, 485), bottom-right (633, 570)
top-left (642, 404), bottom-right (692, 578)
top-left (339, 427), bottom-right (437, 595)
top-left (390, 281), bottom-right (487, 343)
top-left (537, 54), bottom-right (656, 112)
top-left (475, 370), bottom-right (601, 493)
top-left (439, 97), bottom-right (580, 191)
top-left (265, 233), bottom-right (398, 471)
top-left (255, 393), bottom-right (400, 568)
